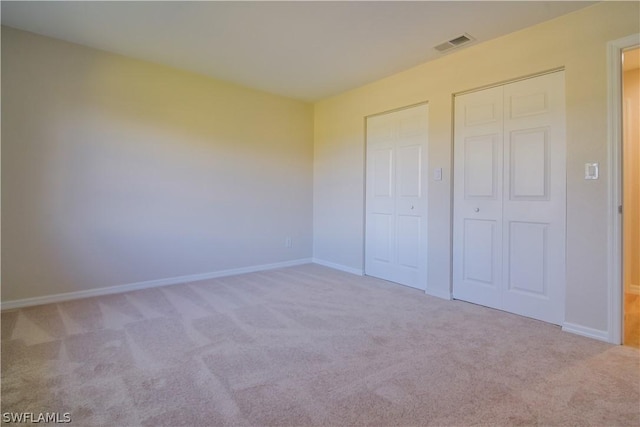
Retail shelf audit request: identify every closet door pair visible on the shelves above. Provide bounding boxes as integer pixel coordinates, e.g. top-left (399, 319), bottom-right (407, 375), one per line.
top-left (453, 71), bottom-right (566, 325)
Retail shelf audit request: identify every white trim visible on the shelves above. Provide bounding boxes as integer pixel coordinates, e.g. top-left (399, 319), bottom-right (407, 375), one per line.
top-left (607, 33), bottom-right (640, 345)
top-left (562, 322), bottom-right (610, 343)
top-left (425, 287), bottom-right (452, 301)
top-left (312, 258), bottom-right (364, 276)
top-left (0, 258), bottom-right (313, 310)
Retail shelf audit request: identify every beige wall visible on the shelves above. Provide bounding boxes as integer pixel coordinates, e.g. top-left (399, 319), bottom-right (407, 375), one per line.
top-left (624, 65), bottom-right (640, 293)
top-left (1, 26), bottom-right (314, 302)
top-left (313, 2), bottom-right (640, 332)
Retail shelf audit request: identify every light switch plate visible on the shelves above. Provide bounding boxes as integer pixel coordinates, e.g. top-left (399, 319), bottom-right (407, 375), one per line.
top-left (434, 168), bottom-right (443, 181)
top-left (585, 163), bottom-right (599, 180)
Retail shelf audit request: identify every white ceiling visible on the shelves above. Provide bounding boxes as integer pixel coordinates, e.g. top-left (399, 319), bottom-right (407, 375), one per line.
top-left (1, 1), bottom-right (596, 102)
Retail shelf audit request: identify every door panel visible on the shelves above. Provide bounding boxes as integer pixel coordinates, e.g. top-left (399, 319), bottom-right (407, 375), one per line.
top-left (453, 86), bottom-right (503, 307)
top-left (397, 215), bottom-right (421, 268)
top-left (508, 221), bottom-right (548, 296)
top-left (365, 104), bottom-right (428, 290)
top-left (465, 103), bottom-right (500, 126)
top-left (463, 219), bottom-right (497, 286)
top-left (509, 128), bottom-right (549, 200)
top-left (454, 71), bottom-right (566, 325)
top-left (502, 72), bottom-right (566, 324)
top-left (372, 149), bottom-right (393, 197)
top-left (397, 145), bottom-right (422, 197)
top-left (464, 134), bottom-right (499, 199)
top-left (372, 214), bottom-right (392, 262)
top-left (509, 92), bottom-right (549, 118)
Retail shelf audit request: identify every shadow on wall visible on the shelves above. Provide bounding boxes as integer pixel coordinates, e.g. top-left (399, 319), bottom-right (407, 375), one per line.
top-left (1, 27), bottom-right (313, 300)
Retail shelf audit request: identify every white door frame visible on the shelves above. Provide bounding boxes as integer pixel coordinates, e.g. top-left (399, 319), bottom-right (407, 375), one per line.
top-left (607, 33), bottom-right (640, 345)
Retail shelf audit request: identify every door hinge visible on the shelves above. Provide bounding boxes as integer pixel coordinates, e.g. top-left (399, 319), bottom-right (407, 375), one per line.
top-left (619, 205), bottom-right (623, 214)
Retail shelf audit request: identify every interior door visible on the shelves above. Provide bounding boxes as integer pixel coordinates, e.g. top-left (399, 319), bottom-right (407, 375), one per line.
top-left (365, 104), bottom-right (428, 290)
top-left (453, 72), bottom-right (566, 325)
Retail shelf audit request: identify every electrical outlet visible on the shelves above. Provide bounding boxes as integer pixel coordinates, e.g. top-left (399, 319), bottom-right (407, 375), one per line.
top-left (285, 237), bottom-right (292, 248)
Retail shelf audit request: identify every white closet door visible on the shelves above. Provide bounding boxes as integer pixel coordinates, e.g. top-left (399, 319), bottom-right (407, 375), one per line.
top-left (365, 104), bottom-right (428, 290)
top-left (501, 73), bottom-right (566, 324)
top-left (453, 71), bottom-right (566, 325)
top-left (453, 86), bottom-right (505, 309)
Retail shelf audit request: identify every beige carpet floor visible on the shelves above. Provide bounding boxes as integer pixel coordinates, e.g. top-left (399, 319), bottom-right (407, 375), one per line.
top-left (1, 264), bottom-right (639, 426)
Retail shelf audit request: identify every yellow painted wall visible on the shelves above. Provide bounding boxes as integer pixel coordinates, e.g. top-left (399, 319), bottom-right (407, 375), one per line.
top-left (2, 26), bottom-right (314, 302)
top-left (313, 2), bottom-right (640, 331)
top-left (624, 64), bottom-right (640, 294)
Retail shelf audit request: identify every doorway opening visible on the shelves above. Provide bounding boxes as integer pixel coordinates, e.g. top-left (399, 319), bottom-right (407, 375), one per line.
top-left (623, 47), bottom-right (639, 348)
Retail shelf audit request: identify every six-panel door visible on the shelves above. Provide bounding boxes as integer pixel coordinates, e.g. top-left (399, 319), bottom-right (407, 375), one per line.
top-left (365, 104), bottom-right (429, 290)
top-left (453, 72), bottom-right (566, 325)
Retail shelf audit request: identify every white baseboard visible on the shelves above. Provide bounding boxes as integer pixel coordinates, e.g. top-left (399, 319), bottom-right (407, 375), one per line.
top-left (425, 287), bottom-right (452, 301)
top-left (312, 258), bottom-right (364, 276)
top-left (562, 322), bottom-right (610, 343)
top-left (1, 258), bottom-right (313, 311)
top-left (312, 260), bottom-right (451, 301)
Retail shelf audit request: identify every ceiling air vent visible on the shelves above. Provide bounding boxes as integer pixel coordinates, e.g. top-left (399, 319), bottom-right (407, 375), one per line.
top-left (434, 33), bottom-right (474, 53)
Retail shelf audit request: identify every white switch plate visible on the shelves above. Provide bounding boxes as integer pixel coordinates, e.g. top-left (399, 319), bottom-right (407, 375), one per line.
top-left (434, 168), bottom-right (443, 181)
top-left (585, 163), bottom-right (599, 180)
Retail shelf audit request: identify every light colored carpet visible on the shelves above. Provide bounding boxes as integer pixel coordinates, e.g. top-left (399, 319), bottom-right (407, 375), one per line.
top-left (2, 264), bottom-right (639, 426)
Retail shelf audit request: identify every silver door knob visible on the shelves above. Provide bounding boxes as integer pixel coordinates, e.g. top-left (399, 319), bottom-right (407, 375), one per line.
top-left (474, 208), bottom-right (480, 212)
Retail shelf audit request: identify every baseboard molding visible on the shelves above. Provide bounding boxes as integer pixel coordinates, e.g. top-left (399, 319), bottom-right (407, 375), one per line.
top-left (625, 283), bottom-right (640, 295)
top-left (425, 287), bottom-right (452, 301)
top-left (562, 322), bottom-right (610, 343)
top-left (1, 258), bottom-right (313, 311)
top-left (312, 258), bottom-right (364, 276)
